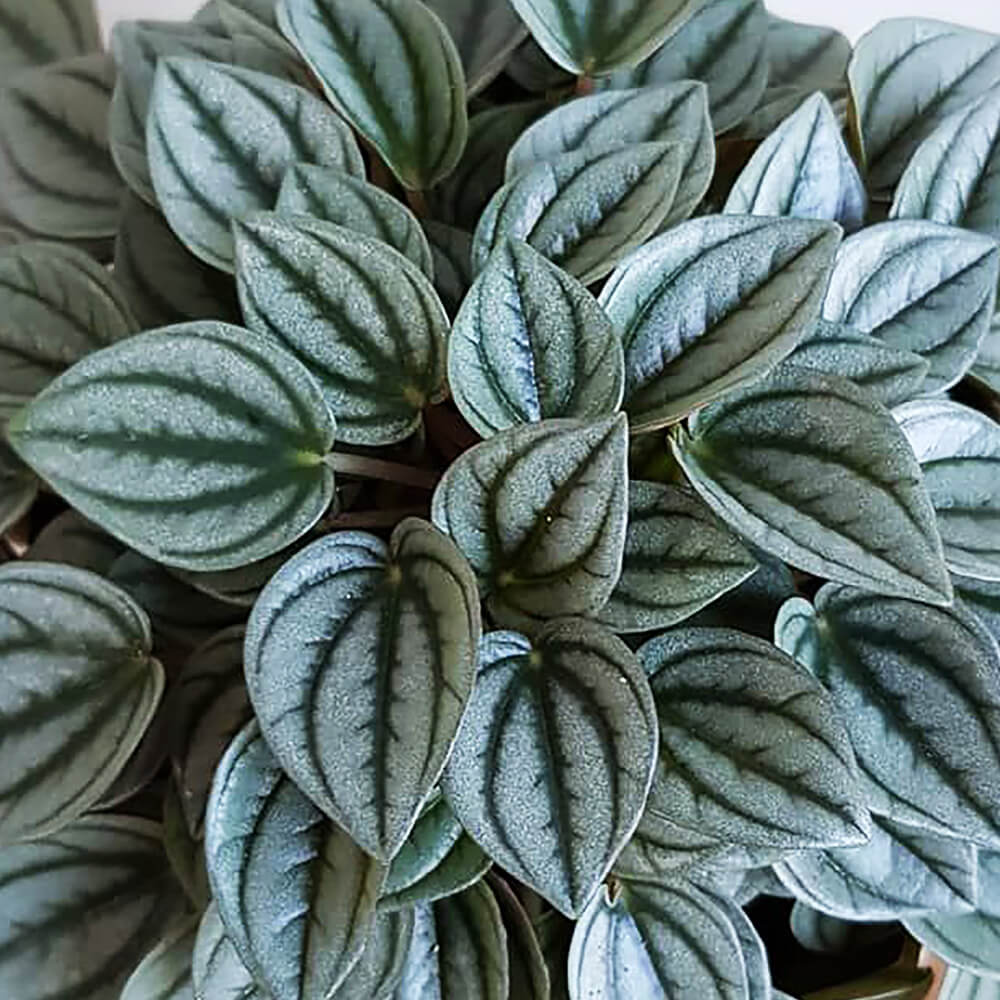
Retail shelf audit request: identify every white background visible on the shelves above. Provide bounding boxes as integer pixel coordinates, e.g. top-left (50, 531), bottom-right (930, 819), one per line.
top-left (95, 0), bottom-right (1000, 41)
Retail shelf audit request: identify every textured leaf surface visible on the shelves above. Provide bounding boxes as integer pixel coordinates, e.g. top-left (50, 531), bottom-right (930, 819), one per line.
top-left (121, 916), bottom-right (198, 1000)
top-left (764, 15), bottom-right (851, 94)
top-left (148, 58), bottom-right (362, 271)
top-left (379, 830), bottom-right (491, 911)
top-left (823, 220), bottom-right (999, 392)
top-left (382, 792), bottom-right (463, 898)
top-left (674, 368), bottom-right (952, 605)
top-left (191, 902), bottom-right (265, 1000)
top-left (280, 0), bottom-right (467, 189)
top-left (245, 519), bottom-right (480, 860)
top-left (442, 621), bottom-right (657, 917)
top-left (234, 212), bottom-right (447, 445)
top-left (600, 215), bottom-right (840, 432)
top-left (940, 966), bottom-right (1000, 1000)
top-left (449, 239), bottom-right (623, 437)
top-left (331, 907), bottom-right (413, 1000)
top-left (0, 0), bottom-right (101, 74)
top-left (205, 721), bottom-right (386, 1000)
top-left (905, 911), bottom-right (1000, 979)
top-left (0, 442), bottom-right (36, 536)
top-left (8, 321), bottom-right (336, 572)
top-left (431, 416), bottom-right (628, 626)
top-left (712, 895), bottom-right (771, 1000)
top-left (0, 562), bottom-right (163, 845)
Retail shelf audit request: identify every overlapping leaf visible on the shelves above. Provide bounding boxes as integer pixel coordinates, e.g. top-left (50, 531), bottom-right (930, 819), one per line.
top-left (489, 874), bottom-right (550, 1000)
top-left (24, 509), bottom-right (124, 573)
top-left (382, 792), bottom-right (463, 898)
top-left (379, 831), bottom-right (491, 911)
top-left (423, 220), bottom-right (474, 317)
top-left (0, 0), bottom-right (101, 74)
top-left (905, 911), bottom-right (1000, 979)
top-left (764, 15), bottom-right (851, 94)
top-left (121, 916), bottom-right (198, 1000)
top-left (191, 902), bottom-right (266, 1000)
top-left (332, 908), bottom-right (414, 1000)
top-left (939, 966), bottom-right (1000, 1000)
top-left (712, 895), bottom-right (772, 1000)
top-left (0, 442), bottom-right (36, 536)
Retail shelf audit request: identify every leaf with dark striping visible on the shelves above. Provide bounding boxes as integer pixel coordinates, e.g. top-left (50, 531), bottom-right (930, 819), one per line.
top-left (441, 621), bottom-right (657, 917)
top-left (0, 441), bottom-right (36, 536)
top-left (431, 415), bottom-right (628, 628)
top-left (674, 368), bottom-right (953, 605)
top-left (0, 0), bottom-right (101, 75)
top-left (205, 721), bottom-right (387, 1000)
top-left (191, 902), bottom-right (266, 1000)
top-left (244, 519), bottom-right (481, 860)
top-left (905, 911), bottom-right (1000, 980)
top-left (233, 212), bottom-right (448, 445)
top-left (7, 321), bottom-right (336, 572)
top-left (331, 907), bottom-right (414, 1000)
top-left (121, 915), bottom-right (199, 1000)
top-left (148, 57), bottom-right (363, 271)
top-left (711, 894), bottom-right (772, 1000)
top-left (939, 965), bottom-right (1000, 1000)
top-left (764, 14), bottom-right (851, 95)
top-left (0, 562), bottom-right (164, 845)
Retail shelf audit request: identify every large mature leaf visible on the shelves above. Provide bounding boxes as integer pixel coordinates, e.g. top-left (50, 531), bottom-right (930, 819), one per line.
top-left (0, 0), bottom-right (101, 75)
top-left (0, 814), bottom-right (183, 1000)
top-left (379, 830), bottom-right (491, 911)
top-left (568, 879), bottom-right (748, 999)
top-left (674, 368), bottom-right (952, 605)
top-left (332, 908), bottom-right (414, 1000)
top-left (0, 442), bottom-right (36, 536)
top-left (205, 721), bottom-right (386, 1000)
top-left (598, 481), bottom-right (757, 634)
top-left (279, 0), bottom-right (467, 190)
top-left (449, 239), bottom-right (623, 438)
top-left (121, 916), bottom-right (198, 1000)
top-left (431, 415), bottom-right (628, 626)
top-left (776, 585), bottom-right (1000, 847)
top-left (0, 53), bottom-right (122, 239)
top-left (849, 19), bottom-right (1000, 195)
top-left (940, 966), bottom-right (1000, 1000)
top-left (603, 0), bottom-right (768, 135)
top-left (7, 321), bottom-right (336, 572)
top-left (724, 93), bottom-right (865, 231)
top-left (600, 215), bottom-right (840, 432)
top-left (958, 576), bottom-right (1000, 648)
top-left (442, 621), bottom-right (657, 916)
top-left (234, 212), bottom-right (447, 445)
top-left (148, 58), bottom-right (362, 271)
top-left (0, 242), bottom-right (137, 418)
top-left (0, 562), bottom-right (163, 845)
top-left (244, 519), bottom-right (480, 860)
top-left (895, 399), bottom-right (1000, 582)
top-left (905, 911), bottom-right (1000, 979)
top-left (276, 163), bottom-right (433, 277)
top-left (823, 220), bottom-right (999, 392)
top-left (471, 142), bottom-right (684, 285)
top-left (191, 902), bottom-right (265, 1000)
top-left (506, 82), bottom-right (715, 229)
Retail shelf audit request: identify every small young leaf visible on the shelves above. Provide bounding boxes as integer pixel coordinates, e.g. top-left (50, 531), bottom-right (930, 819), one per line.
top-left (8, 322), bottom-right (336, 572)
top-left (441, 621), bottom-right (658, 917)
top-left (120, 916), bottom-right (198, 1000)
top-left (379, 832), bottom-right (491, 911)
top-left (0, 0), bottom-right (101, 75)
top-left (234, 212), bottom-right (447, 445)
top-left (904, 911), bottom-right (1000, 980)
top-left (279, 0), bottom-right (467, 190)
top-left (674, 368), bottom-right (952, 606)
top-left (244, 519), bottom-right (481, 860)
top-left (382, 792), bottom-right (463, 897)
top-left (331, 908), bottom-right (414, 1000)
top-left (192, 902), bottom-right (266, 1000)
top-left (431, 415), bottom-right (628, 626)
top-left (0, 442), bottom-right (36, 536)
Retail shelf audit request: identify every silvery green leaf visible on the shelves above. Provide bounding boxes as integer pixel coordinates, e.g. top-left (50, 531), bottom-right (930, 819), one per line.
top-left (974, 315), bottom-right (1000, 395)
top-left (957, 576), bottom-right (1000, 647)
top-left (775, 815), bottom-right (978, 921)
top-left (601, 216), bottom-right (840, 432)
top-left (602, 0), bottom-right (768, 135)
top-left (163, 778), bottom-right (210, 908)
top-left (789, 904), bottom-right (898, 956)
top-left (331, 908), bottom-right (413, 1000)
top-left (191, 902), bottom-right (266, 1000)
top-left (395, 885), bottom-right (508, 1000)
top-left (823, 220), bottom-right (1000, 393)
top-left (849, 19), bottom-right (1000, 195)
top-left (724, 93), bottom-right (864, 231)
top-left (783, 320), bottom-right (929, 408)
top-left (244, 519), bottom-right (481, 860)
top-left (0, 242), bottom-right (138, 419)
top-left (776, 585), bottom-right (1000, 848)
top-left (205, 722), bottom-right (387, 1000)
top-left (505, 34), bottom-right (572, 92)
top-left (449, 239), bottom-right (624, 438)
top-left (276, 164), bottom-right (433, 278)
top-left (905, 911), bottom-right (1000, 979)
top-left (0, 442), bottom-right (36, 536)
top-left (25, 509), bottom-right (124, 574)
top-left (7, 321), bottom-right (336, 572)
top-left (0, 54), bottom-right (122, 239)
top-left (431, 416), bottom-right (628, 626)
top-left (0, 814), bottom-right (184, 1000)
top-left (489, 873), bottom-right (550, 1000)
top-left (940, 966), bottom-right (1000, 1000)
top-left (568, 879), bottom-right (748, 1000)
top-left (764, 15), bottom-right (851, 94)
top-left (422, 220), bottom-right (473, 317)
top-left (218, 0), bottom-right (285, 39)
top-left (148, 58), bottom-right (363, 272)
top-left (279, 0), bottom-right (467, 190)
top-left (895, 399), bottom-right (1000, 582)
top-left (98, 693), bottom-right (171, 809)
top-left (506, 82), bottom-right (715, 229)
top-left (382, 792), bottom-right (463, 898)
top-left (598, 481), bottom-right (757, 634)
top-left (638, 627), bottom-right (868, 854)
top-left (975, 849), bottom-right (1000, 918)
top-left (674, 369), bottom-right (952, 605)
top-left (471, 142), bottom-right (684, 285)
top-left (121, 916), bottom-right (198, 1000)
top-left (0, 562), bottom-right (164, 845)
top-left (441, 621), bottom-right (658, 917)
top-left (234, 213), bottom-right (447, 445)
top-left (379, 831), bottom-right (491, 911)
top-left (0, 0), bottom-right (101, 74)
top-left (711, 895), bottom-right (771, 1000)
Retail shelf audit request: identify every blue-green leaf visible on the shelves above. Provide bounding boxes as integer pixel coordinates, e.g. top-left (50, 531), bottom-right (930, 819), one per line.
top-left (121, 916), bottom-right (199, 1000)
top-left (191, 902), bottom-right (265, 1000)
top-left (905, 911), bottom-right (1000, 980)
top-left (939, 965), bottom-right (1000, 1000)
top-left (0, 0), bottom-right (101, 75)
top-left (331, 908), bottom-right (413, 1000)
top-left (382, 791), bottom-right (462, 898)
top-left (379, 831), bottom-right (491, 912)
top-left (764, 15), bottom-right (851, 95)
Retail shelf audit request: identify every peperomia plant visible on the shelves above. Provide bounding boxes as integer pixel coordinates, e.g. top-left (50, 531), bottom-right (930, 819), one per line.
top-left (4, 1), bottom-right (1000, 998)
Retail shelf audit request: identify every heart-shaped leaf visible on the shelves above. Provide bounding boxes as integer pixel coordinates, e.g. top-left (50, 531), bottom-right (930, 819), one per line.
top-left (7, 321), bottom-right (336, 572)
top-left (279, 0), bottom-right (467, 190)
top-left (600, 215), bottom-right (840, 432)
top-left (0, 561), bottom-right (164, 845)
top-left (442, 620), bottom-right (658, 917)
top-left (191, 902), bottom-right (266, 1000)
top-left (233, 212), bottom-right (448, 445)
top-left (449, 239), bottom-right (624, 438)
top-left (905, 911), bottom-right (1000, 979)
top-left (148, 57), bottom-right (363, 271)
top-left (121, 916), bottom-right (199, 1000)
top-left (244, 519), bottom-right (481, 860)
top-left (674, 368), bottom-right (952, 605)
top-left (431, 415), bottom-right (628, 626)
top-left (332, 908), bottom-right (414, 1000)
top-left (0, 0), bottom-right (101, 75)
top-left (0, 442), bottom-right (36, 536)
top-left (205, 721), bottom-right (387, 1000)
top-left (379, 831), bottom-right (492, 911)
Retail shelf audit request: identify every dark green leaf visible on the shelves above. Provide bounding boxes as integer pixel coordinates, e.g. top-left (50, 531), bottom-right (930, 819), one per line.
top-left (0, 0), bottom-right (101, 75)
top-left (25, 509), bottom-right (124, 574)
top-left (163, 778), bottom-right (210, 908)
top-left (331, 908), bottom-right (414, 1000)
top-left (379, 831), bottom-right (492, 911)
top-left (423, 220), bottom-right (473, 317)
top-left (488, 873), bottom-right (550, 1000)
top-left (121, 916), bottom-right (198, 1000)
top-left (905, 911), bottom-right (1000, 979)
top-left (764, 15), bottom-right (851, 94)
top-left (0, 441), bottom-right (36, 536)
top-left (505, 34), bottom-right (572, 93)
top-left (382, 792), bottom-right (463, 898)
top-left (191, 902), bottom-right (265, 1000)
